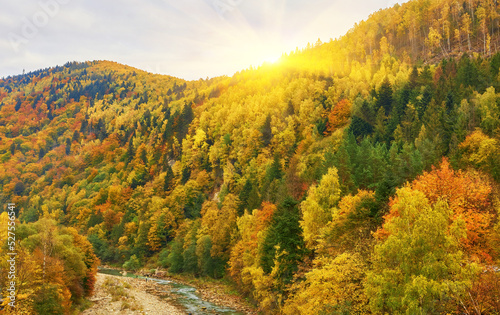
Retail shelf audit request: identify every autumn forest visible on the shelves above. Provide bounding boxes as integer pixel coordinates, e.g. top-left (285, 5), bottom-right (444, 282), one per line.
top-left (2, 0), bottom-right (500, 313)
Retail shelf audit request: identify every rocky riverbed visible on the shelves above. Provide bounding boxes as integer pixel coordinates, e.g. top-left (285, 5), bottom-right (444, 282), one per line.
top-left (162, 276), bottom-right (257, 315)
top-left (82, 273), bottom-right (185, 315)
top-left (82, 269), bottom-right (257, 314)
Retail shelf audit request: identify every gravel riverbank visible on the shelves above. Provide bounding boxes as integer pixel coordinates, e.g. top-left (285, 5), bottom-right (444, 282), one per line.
top-left (81, 273), bottom-right (185, 315)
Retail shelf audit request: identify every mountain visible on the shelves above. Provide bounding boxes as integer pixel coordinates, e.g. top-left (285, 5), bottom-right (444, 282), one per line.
top-left (1, 0), bottom-right (500, 313)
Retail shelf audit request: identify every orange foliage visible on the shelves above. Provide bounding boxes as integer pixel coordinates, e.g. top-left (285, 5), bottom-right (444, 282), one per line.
top-left (67, 227), bottom-right (101, 296)
top-left (103, 208), bottom-right (124, 231)
top-left (411, 160), bottom-right (492, 214)
top-left (464, 269), bottom-right (500, 313)
top-left (228, 241), bottom-right (247, 289)
top-left (228, 202), bottom-right (277, 292)
top-left (326, 99), bottom-right (352, 134)
top-left (286, 156), bottom-right (309, 200)
top-left (33, 249), bottom-right (72, 312)
top-left (379, 159), bottom-right (495, 263)
top-left (255, 202), bottom-right (276, 232)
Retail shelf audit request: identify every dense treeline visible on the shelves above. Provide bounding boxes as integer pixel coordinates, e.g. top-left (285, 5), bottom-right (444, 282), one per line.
top-left (0, 212), bottom-right (99, 314)
top-left (1, 0), bottom-right (500, 313)
top-left (285, 0), bottom-right (500, 76)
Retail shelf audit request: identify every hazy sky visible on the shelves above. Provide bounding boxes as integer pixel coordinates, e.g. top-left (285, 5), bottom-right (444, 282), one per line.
top-left (0, 0), bottom-right (406, 80)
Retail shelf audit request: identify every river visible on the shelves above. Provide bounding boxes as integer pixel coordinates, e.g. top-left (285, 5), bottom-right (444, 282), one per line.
top-left (98, 268), bottom-right (245, 315)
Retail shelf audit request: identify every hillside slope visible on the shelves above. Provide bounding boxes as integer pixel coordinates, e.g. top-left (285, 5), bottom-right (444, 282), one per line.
top-left (1, 0), bottom-right (500, 313)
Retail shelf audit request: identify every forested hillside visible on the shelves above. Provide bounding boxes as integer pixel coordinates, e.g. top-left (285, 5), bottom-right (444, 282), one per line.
top-left (1, 0), bottom-right (500, 313)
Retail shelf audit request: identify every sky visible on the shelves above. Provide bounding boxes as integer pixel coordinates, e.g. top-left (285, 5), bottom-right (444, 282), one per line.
top-left (0, 0), bottom-right (407, 80)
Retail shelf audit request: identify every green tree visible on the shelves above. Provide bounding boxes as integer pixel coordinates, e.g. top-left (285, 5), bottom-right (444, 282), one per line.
top-left (475, 87), bottom-right (500, 135)
top-left (167, 239), bottom-right (184, 273)
top-left (33, 284), bottom-right (65, 315)
top-left (196, 234), bottom-right (224, 278)
top-left (261, 197), bottom-right (306, 288)
top-left (123, 254), bottom-right (141, 271)
top-left (183, 241), bottom-right (198, 274)
top-left (163, 164), bottom-right (175, 191)
top-left (261, 115), bottom-right (273, 147)
top-left (377, 79), bottom-right (393, 116)
top-left (237, 179), bottom-right (253, 215)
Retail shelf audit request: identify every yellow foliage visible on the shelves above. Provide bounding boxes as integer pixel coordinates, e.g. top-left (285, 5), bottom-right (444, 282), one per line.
top-left (300, 167), bottom-right (340, 249)
top-left (147, 223), bottom-right (161, 251)
top-left (124, 222), bottom-right (137, 235)
top-left (0, 211), bottom-right (9, 246)
top-left (200, 195), bottom-right (238, 260)
top-left (459, 129), bottom-right (500, 174)
top-left (283, 253), bottom-right (368, 315)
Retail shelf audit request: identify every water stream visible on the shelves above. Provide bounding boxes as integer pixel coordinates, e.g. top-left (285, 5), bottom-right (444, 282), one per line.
top-left (98, 268), bottom-right (244, 315)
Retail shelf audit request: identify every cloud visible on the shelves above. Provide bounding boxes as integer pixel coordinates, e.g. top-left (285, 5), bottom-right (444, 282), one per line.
top-left (0, 0), bottom-right (409, 79)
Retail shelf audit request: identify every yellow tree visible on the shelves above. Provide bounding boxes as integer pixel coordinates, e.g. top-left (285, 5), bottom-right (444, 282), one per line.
top-left (367, 187), bottom-right (479, 314)
top-left (461, 12), bottom-right (472, 51)
top-left (283, 253), bottom-right (368, 315)
top-left (476, 4), bottom-right (488, 54)
top-left (459, 130), bottom-right (500, 181)
top-left (1, 247), bottom-right (43, 314)
top-left (300, 167), bottom-right (340, 250)
top-left (147, 222), bottom-right (162, 251)
top-left (439, 1), bottom-right (451, 52)
top-left (378, 159), bottom-right (496, 263)
top-left (474, 87), bottom-right (500, 135)
top-left (228, 202), bottom-right (276, 295)
top-left (455, 27), bottom-right (462, 53)
top-left (200, 195), bottom-right (238, 261)
top-left (427, 27), bottom-right (444, 56)
top-left (318, 190), bottom-right (377, 258)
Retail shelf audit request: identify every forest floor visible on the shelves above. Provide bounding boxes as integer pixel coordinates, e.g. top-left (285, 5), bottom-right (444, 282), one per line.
top-left (81, 273), bottom-right (185, 315)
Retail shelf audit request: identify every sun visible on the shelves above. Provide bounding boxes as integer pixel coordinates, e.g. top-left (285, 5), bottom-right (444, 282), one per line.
top-left (246, 42), bottom-right (284, 67)
top-left (263, 55), bottom-right (281, 64)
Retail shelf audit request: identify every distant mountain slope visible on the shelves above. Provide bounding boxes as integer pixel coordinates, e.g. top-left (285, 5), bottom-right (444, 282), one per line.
top-left (1, 0), bottom-right (500, 313)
